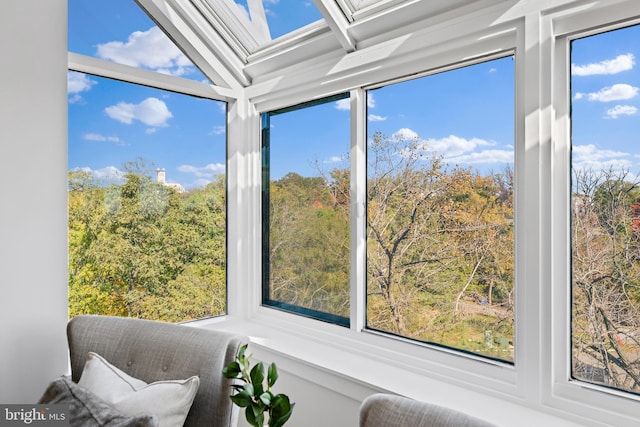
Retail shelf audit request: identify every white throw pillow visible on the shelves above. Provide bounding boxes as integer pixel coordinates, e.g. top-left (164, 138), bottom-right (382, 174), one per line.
top-left (78, 352), bottom-right (200, 427)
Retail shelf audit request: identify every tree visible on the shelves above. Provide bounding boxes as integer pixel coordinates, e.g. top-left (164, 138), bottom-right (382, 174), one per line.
top-left (68, 162), bottom-right (227, 322)
top-left (366, 131), bottom-right (514, 359)
top-left (267, 173), bottom-right (350, 317)
top-left (572, 167), bottom-right (640, 392)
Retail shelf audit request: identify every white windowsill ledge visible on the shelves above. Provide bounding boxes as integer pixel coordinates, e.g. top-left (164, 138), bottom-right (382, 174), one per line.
top-left (190, 313), bottom-right (590, 427)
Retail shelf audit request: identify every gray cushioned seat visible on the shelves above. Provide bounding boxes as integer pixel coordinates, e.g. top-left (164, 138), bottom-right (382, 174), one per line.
top-left (67, 315), bottom-right (248, 427)
top-left (360, 393), bottom-right (497, 427)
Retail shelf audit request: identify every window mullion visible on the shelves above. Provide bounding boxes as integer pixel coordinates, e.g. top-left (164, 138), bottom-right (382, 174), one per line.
top-left (350, 88), bottom-right (367, 332)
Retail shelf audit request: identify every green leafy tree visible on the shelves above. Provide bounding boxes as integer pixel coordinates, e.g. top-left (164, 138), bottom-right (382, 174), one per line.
top-left (268, 173), bottom-right (350, 317)
top-left (68, 161), bottom-right (227, 322)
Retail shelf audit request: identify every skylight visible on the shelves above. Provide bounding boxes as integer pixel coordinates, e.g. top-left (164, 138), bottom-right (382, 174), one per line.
top-left (68, 0), bottom-right (210, 83)
top-left (231, 0), bottom-right (324, 41)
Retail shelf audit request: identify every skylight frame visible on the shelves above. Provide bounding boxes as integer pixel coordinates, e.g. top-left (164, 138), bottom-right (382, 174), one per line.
top-left (192, 0), bottom-right (267, 56)
top-left (345, 0), bottom-right (407, 19)
top-left (189, 0), bottom-right (336, 56)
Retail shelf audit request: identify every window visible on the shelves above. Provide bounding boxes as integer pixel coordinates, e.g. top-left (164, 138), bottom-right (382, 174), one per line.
top-left (262, 94), bottom-right (351, 325)
top-left (68, 1), bottom-right (228, 323)
top-left (366, 57), bottom-right (515, 361)
top-left (69, 0), bottom-right (208, 82)
top-left (571, 23), bottom-right (640, 395)
top-left (232, 0), bottom-right (323, 40)
top-left (68, 74), bottom-right (227, 322)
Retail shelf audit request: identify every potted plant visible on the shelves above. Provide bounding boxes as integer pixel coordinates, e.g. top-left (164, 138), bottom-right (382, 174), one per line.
top-left (222, 344), bottom-right (294, 427)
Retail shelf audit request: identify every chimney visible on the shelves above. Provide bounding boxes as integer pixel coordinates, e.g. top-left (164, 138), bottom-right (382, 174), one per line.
top-left (156, 168), bottom-right (166, 184)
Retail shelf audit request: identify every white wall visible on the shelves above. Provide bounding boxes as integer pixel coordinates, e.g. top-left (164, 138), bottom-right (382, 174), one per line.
top-left (233, 343), bottom-right (373, 427)
top-left (236, 369), bottom-right (364, 427)
top-left (0, 0), bottom-right (69, 403)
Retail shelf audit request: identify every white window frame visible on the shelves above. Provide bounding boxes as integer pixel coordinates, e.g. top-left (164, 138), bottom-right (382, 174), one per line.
top-left (360, 52), bottom-right (517, 362)
top-left (215, 2), bottom-right (640, 426)
top-left (67, 51), bottom-right (238, 320)
top-left (239, 9), bottom-right (526, 405)
top-left (548, 1), bottom-right (640, 423)
top-left (68, 53), bottom-right (234, 103)
top-left (75, 0), bottom-right (640, 425)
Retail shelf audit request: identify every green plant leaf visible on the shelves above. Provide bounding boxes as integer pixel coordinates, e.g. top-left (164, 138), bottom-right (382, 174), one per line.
top-left (230, 389), bottom-right (253, 408)
top-left (243, 383), bottom-right (255, 397)
top-left (226, 345), bottom-right (293, 427)
top-left (251, 402), bottom-right (265, 417)
top-left (259, 391), bottom-right (272, 405)
top-left (222, 361), bottom-right (241, 378)
top-left (246, 406), bottom-right (265, 427)
top-left (269, 394), bottom-right (294, 427)
top-left (238, 344), bottom-right (248, 359)
top-left (267, 362), bottom-right (278, 388)
top-left (250, 362), bottom-right (265, 389)
top-left (241, 355), bottom-right (251, 376)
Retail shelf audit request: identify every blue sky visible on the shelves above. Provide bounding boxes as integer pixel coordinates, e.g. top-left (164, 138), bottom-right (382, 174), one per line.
top-left (69, 0), bottom-right (226, 190)
top-left (365, 57), bottom-right (514, 172)
top-left (233, 0), bottom-right (322, 39)
top-left (268, 56), bottom-right (514, 180)
top-left (68, 1), bottom-right (640, 188)
top-left (571, 24), bottom-right (640, 175)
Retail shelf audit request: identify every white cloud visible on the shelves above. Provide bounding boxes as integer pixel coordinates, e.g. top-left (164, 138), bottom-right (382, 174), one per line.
top-left (367, 93), bottom-right (376, 108)
top-left (177, 163), bottom-right (225, 178)
top-left (68, 94), bottom-right (84, 104)
top-left (68, 71), bottom-right (97, 103)
top-left (68, 71), bottom-right (97, 94)
top-left (368, 114), bottom-right (386, 122)
top-left (448, 149), bottom-right (513, 164)
top-left (82, 133), bottom-right (124, 145)
top-left (105, 97), bottom-right (173, 127)
top-left (571, 54), bottom-right (635, 76)
top-left (392, 128), bottom-right (420, 141)
top-left (419, 134), bottom-right (495, 158)
top-left (572, 144), bottom-right (632, 171)
top-left (605, 104), bottom-right (638, 119)
top-left (96, 27), bottom-right (193, 76)
top-left (575, 83), bottom-right (639, 102)
top-left (210, 125), bottom-right (226, 135)
top-left (573, 144), bottom-right (629, 161)
top-left (391, 130), bottom-right (509, 165)
top-left (335, 98), bottom-right (350, 110)
top-left (75, 166), bottom-right (125, 184)
top-left (324, 156), bottom-right (343, 163)
top-left (93, 166), bottom-right (124, 180)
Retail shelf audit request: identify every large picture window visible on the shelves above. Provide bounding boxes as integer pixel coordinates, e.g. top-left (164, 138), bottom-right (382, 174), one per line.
top-left (366, 57), bottom-right (515, 362)
top-left (68, 0), bottom-right (228, 323)
top-left (68, 74), bottom-right (227, 322)
top-left (262, 94), bottom-right (351, 325)
top-left (571, 24), bottom-right (640, 395)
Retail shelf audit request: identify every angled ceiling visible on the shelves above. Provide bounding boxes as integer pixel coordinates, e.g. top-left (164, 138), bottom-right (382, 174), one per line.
top-left (135, 0), bottom-right (491, 89)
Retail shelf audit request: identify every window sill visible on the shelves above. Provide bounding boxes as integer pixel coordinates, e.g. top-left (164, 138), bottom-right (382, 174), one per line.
top-left (192, 311), bottom-right (590, 427)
